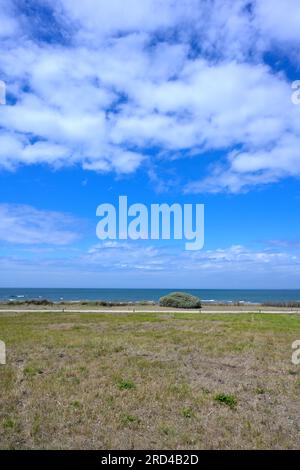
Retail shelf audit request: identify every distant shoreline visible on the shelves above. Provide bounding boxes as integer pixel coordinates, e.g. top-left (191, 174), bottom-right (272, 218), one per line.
top-left (1, 288), bottom-right (300, 305)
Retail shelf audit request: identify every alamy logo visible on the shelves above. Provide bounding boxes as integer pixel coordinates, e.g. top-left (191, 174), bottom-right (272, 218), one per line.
top-left (96, 196), bottom-right (204, 250)
top-left (0, 340), bottom-right (6, 365)
top-left (292, 340), bottom-right (300, 365)
top-left (0, 80), bottom-right (6, 105)
top-left (291, 80), bottom-right (300, 105)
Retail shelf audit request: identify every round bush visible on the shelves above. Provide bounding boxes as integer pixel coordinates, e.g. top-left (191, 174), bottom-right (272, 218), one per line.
top-left (159, 292), bottom-right (201, 309)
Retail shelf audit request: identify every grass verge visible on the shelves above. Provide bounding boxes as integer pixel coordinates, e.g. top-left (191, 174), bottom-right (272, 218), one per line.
top-left (0, 311), bottom-right (299, 449)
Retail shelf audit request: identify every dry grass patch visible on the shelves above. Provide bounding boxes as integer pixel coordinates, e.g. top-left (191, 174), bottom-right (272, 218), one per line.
top-left (0, 311), bottom-right (299, 449)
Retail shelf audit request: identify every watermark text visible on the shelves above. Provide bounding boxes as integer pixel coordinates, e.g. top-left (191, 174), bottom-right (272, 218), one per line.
top-left (96, 196), bottom-right (204, 251)
top-left (0, 80), bottom-right (6, 105)
top-left (0, 340), bottom-right (6, 365)
top-left (292, 340), bottom-right (300, 365)
top-left (291, 80), bottom-right (300, 105)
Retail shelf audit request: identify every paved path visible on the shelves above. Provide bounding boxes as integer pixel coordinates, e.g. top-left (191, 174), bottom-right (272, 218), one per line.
top-left (0, 308), bottom-right (299, 314)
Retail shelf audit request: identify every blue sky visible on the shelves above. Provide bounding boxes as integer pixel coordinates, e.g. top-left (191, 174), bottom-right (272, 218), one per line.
top-left (0, 0), bottom-right (300, 288)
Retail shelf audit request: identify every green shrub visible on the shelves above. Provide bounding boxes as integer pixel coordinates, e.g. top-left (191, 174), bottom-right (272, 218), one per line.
top-left (159, 292), bottom-right (201, 309)
top-left (7, 299), bottom-right (53, 306)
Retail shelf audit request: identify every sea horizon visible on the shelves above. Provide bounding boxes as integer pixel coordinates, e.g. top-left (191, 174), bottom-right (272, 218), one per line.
top-left (1, 288), bottom-right (300, 304)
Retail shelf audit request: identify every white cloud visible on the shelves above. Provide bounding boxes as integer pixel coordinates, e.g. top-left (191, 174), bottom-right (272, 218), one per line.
top-left (0, 0), bottom-right (300, 190)
top-left (0, 3), bottom-right (19, 39)
top-left (1, 240), bottom-right (300, 288)
top-left (254, 0), bottom-right (300, 45)
top-left (58, 0), bottom-right (182, 36)
top-left (81, 241), bottom-right (300, 275)
top-left (0, 204), bottom-right (80, 245)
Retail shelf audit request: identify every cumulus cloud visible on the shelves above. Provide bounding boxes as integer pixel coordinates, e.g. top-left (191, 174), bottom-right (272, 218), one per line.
top-left (0, 2), bottom-right (19, 39)
top-left (78, 240), bottom-right (300, 276)
top-left (255, 0), bottom-right (300, 46)
top-left (0, 0), bottom-right (300, 191)
top-left (1, 240), bottom-right (300, 287)
top-left (0, 203), bottom-right (80, 245)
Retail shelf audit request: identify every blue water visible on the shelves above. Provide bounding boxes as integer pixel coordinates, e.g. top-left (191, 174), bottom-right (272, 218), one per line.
top-left (1, 288), bottom-right (300, 303)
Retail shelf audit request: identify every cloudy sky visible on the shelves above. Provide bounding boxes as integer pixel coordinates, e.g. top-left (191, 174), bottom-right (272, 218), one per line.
top-left (0, 0), bottom-right (300, 288)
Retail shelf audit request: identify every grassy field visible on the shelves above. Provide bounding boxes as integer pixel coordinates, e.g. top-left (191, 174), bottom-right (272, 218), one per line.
top-left (0, 310), bottom-right (299, 449)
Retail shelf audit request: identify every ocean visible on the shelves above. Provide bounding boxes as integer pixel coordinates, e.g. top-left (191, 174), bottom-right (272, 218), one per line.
top-left (1, 288), bottom-right (300, 303)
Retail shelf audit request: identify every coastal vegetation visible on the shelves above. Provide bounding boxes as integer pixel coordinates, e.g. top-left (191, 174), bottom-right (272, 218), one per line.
top-left (1, 299), bottom-right (156, 307)
top-left (159, 292), bottom-right (202, 309)
top-left (262, 301), bottom-right (300, 308)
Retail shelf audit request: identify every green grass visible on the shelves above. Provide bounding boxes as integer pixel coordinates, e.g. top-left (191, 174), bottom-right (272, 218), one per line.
top-left (181, 407), bottom-right (194, 418)
top-left (117, 379), bottom-right (136, 390)
top-left (214, 393), bottom-right (237, 409)
top-left (121, 414), bottom-right (140, 426)
top-left (0, 310), bottom-right (300, 449)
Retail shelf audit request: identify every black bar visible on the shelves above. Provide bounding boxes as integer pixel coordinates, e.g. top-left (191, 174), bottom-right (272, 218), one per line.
top-left (0, 450), bottom-right (298, 467)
